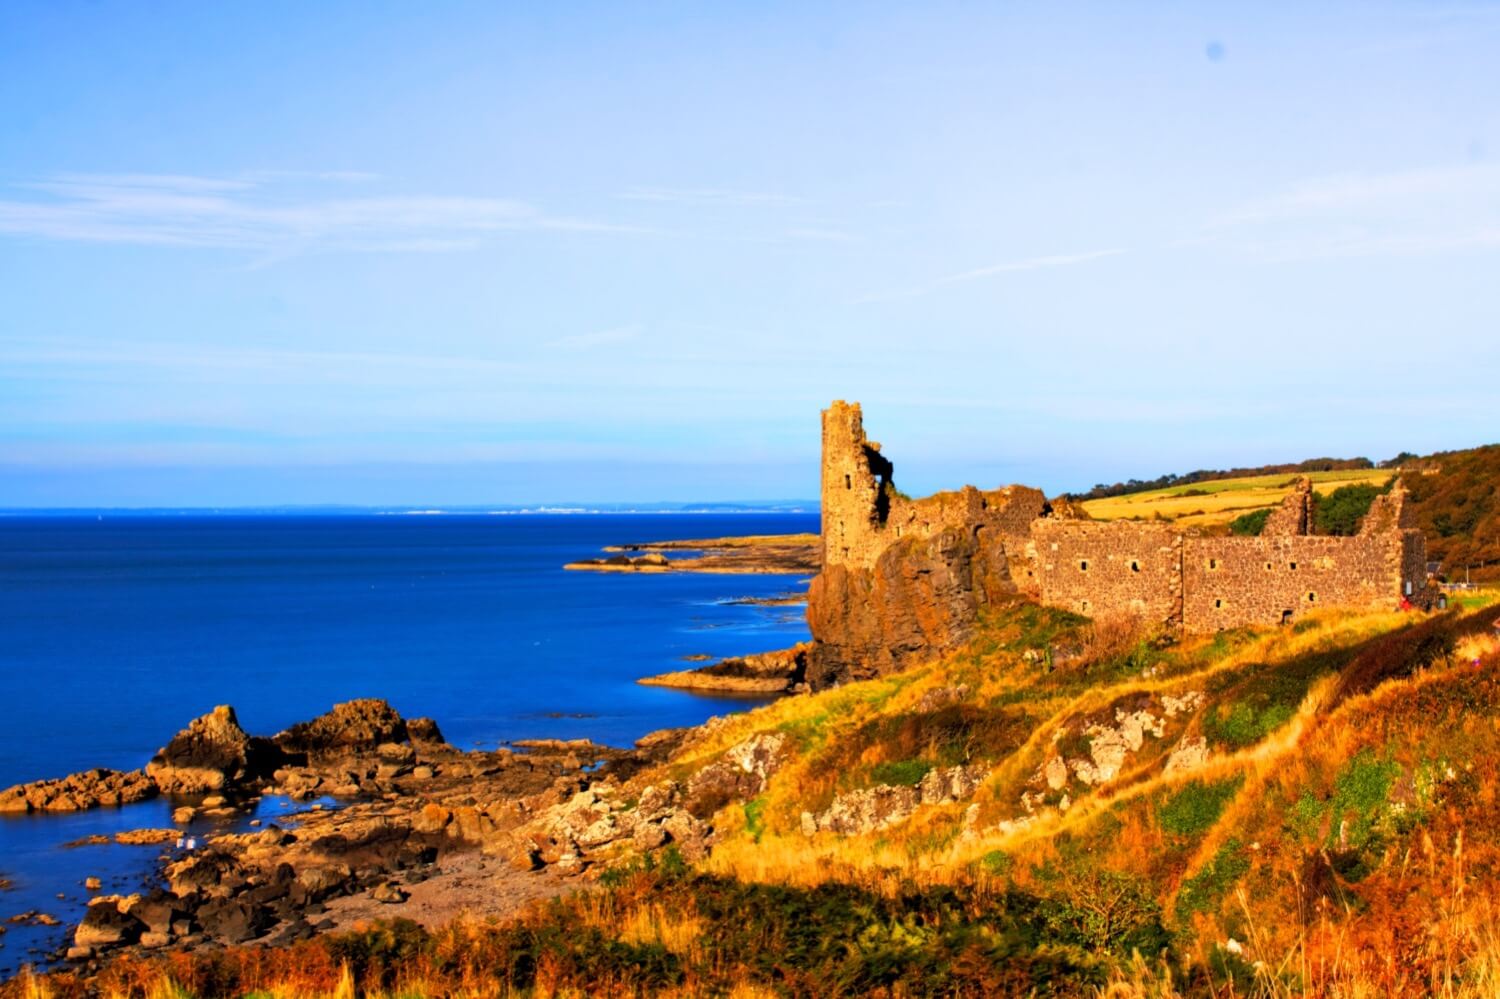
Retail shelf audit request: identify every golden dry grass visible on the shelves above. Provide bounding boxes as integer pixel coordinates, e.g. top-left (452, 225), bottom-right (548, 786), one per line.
top-left (1081, 469), bottom-right (1394, 527)
top-left (16, 592), bottom-right (1500, 998)
top-left (701, 604), bottom-right (1421, 890)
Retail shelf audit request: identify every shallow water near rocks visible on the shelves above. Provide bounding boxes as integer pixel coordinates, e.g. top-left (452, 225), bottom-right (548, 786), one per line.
top-left (0, 512), bottom-right (814, 975)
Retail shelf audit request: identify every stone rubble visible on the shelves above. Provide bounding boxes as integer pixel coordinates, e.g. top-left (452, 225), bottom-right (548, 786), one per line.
top-left (800, 763), bottom-right (989, 836)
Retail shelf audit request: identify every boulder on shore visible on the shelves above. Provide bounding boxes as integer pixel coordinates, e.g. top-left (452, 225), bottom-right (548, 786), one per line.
top-left (407, 716), bottom-right (447, 747)
top-left (74, 901), bottom-right (146, 950)
top-left (274, 699), bottom-right (409, 761)
top-left (146, 705), bottom-right (279, 795)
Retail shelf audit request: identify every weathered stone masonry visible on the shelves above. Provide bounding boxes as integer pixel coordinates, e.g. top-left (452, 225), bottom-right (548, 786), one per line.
top-left (806, 401), bottom-right (1429, 686)
top-left (807, 402), bottom-right (1050, 688)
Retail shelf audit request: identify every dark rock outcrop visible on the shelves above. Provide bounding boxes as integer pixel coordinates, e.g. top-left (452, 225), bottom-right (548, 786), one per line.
top-left (147, 705), bottom-right (280, 795)
top-left (407, 716), bottom-right (446, 747)
top-left (806, 525), bottom-right (1018, 689)
top-left (74, 900), bottom-right (146, 950)
top-left (274, 698), bottom-right (409, 762)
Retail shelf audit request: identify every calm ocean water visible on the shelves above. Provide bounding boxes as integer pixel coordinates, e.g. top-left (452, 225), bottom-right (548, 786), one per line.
top-left (0, 512), bottom-right (815, 973)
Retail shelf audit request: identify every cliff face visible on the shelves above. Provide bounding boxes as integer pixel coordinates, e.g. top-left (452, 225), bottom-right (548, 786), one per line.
top-left (805, 524), bottom-right (1017, 689)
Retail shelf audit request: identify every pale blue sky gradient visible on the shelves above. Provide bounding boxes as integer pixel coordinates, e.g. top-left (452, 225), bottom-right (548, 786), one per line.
top-left (2, 2), bottom-right (1497, 505)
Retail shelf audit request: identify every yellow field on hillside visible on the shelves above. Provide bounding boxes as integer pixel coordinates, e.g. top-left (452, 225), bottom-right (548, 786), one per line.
top-left (1080, 468), bottom-right (1395, 527)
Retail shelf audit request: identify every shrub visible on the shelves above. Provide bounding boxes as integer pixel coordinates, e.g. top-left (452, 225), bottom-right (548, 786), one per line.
top-left (1035, 863), bottom-right (1171, 955)
top-left (1314, 480), bottom-right (1390, 536)
top-left (1228, 508), bottom-right (1272, 536)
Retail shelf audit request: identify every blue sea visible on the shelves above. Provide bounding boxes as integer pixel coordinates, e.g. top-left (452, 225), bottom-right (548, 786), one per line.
top-left (0, 512), bottom-right (815, 974)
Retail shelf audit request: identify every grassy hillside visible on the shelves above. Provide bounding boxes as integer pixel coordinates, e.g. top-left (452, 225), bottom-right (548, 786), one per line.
top-left (27, 594), bottom-right (1500, 998)
top-left (1406, 446), bottom-right (1500, 581)
top-left (1079, 470), bottom-right (1392, 528)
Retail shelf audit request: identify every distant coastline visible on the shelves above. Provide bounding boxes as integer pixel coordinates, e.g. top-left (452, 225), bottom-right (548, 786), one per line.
top-left (0, 503), bottom-right (819, 517)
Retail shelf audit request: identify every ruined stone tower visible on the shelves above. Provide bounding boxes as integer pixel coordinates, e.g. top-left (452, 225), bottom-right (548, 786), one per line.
top-left (820, 400), bottom-right (896, 570)
top-left (808, 401), bottom-right (1053, 688)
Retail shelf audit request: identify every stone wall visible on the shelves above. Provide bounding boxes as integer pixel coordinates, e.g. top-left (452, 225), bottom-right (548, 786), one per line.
top-left (805, 400), bottom-right (1431, 688)
top-left (1031, 521), bottom-right (1184, 625)
top-left (1181, 535), bottom-right (1403, 631)
top-left (1359, 482), bottom-right (1413, 535)
top-left (1263, 478), bottom-right (1313, 536)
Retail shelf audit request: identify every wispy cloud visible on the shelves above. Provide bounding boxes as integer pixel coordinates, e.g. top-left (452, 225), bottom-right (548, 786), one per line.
top-left (0, 172), bottom-right (638, 254)
top-left (856, 247), bottom-right (1126, 303)
top-left (619, 187), bottom-right (810, 206)
top-left (1210, 162), bottom-right (1500, 261)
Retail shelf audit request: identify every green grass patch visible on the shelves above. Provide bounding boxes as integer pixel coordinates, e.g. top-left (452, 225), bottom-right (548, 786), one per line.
top-left (1202, 700), bottom-right (1294, 748)
top-left (1327, 749), bottom-right (1399, 852)
top-left (743, 796), bottom-right (768, 842)
top-left (1157, 776), bottom-right (1243, 837)
top-left (981, 849), bottom-right (1014, 876)
top-left (870, 758), bottom-right (934, 787)
top-left (1177, 839), bottom-right (1251, 916)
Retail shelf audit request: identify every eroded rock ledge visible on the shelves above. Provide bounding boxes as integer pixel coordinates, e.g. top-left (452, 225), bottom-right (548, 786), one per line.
top-left (638, 643), bottom-right (810, 694)
top-left (565, 533), bottom-right (819, 575)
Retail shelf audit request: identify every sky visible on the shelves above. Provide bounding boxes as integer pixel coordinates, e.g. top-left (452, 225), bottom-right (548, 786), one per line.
top-left (1, 2), bottom-right (1497, 507)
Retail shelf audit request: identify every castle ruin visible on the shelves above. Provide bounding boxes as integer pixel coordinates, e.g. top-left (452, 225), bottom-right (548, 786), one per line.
top-left (806, 401), bottom-right (1429, 687)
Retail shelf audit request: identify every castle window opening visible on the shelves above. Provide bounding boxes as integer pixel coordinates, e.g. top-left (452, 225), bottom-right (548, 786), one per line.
top-left (1214, 598), bottom-right (1223, 609)
top-left (1265, 562), bottom-right (1274, 571)
top-left (845, 474), bottom-right (851, 490)
top-left (1289, 561), bottom-right (1298, 570)
top-left (1405, 580), bottom-right (1414, 596)
top-left (1307, 592), bottom-right (1317, 603)
top-left (1208, 558), bottom-right (1218, 570)
top-left (1080, 599), bottom-right (1090, 613)
top-left (1079, 559), bottom-right (1089, 572)
top-left (1280, 609), bottom-right (1294, 625)
top-left (1130, 560), bottom-right (1141, 573)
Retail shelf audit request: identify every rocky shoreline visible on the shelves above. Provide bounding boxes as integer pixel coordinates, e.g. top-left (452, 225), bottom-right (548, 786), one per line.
top-left (565, 532), bottom-right (819, 575)
top-left (638, 643), bottom-right (810, 694)
top-left (0, 699), bottom-right (717, 975)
